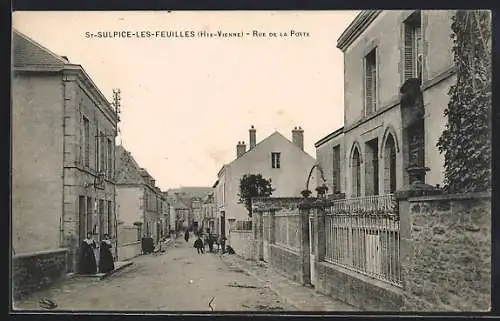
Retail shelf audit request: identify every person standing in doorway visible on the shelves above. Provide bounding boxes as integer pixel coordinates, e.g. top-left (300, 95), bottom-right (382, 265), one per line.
top-left (99, 234), bottom-right (115, 273)
top-left (78, 232), bottom-right (97, 274)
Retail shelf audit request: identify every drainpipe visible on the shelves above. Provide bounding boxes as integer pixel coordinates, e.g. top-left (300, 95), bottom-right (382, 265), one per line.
top-left (113, 121), bottom-right (118, 260)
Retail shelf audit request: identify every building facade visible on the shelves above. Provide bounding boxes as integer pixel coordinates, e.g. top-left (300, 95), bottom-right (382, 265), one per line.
top-left (201, 193), bottom-right (216, 233)
top-left (12, 30), bottom-right (119, 271)
top-left (316, 10), bottom-right (456, 197)
top-left (215, 126), bottom-right (316, 235)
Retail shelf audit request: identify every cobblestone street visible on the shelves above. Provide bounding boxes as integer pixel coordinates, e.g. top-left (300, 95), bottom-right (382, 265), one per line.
top-left (13, 238), bottom-right (297, 312)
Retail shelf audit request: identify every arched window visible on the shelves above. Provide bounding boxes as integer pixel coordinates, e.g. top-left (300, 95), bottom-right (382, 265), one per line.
top-left (384, 134), bottom-right (397, 194)
top-left (351, 147), bottom-right (361, 197)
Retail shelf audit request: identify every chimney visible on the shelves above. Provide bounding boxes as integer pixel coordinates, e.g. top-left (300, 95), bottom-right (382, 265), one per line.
top-left (249, 125), bottom-right (256, 150)
top-left (236, 141), bottom-right (246, 158)
top-left (292, 126), bottom-right (304, 151)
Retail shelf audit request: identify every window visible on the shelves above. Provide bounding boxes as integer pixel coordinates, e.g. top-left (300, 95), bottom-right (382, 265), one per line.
top-left (364, 48), bottom-right (377, 115)
top-left (83, 117), bottom-right (90, 167)
top-left (107, 201), bottom-right (113, 236)
top-left (107, 138), bottom-right (113, 178)
top-left (332, 145), bottom-right (341, 193)
top-left (99, 132), bottom-right (106, 173)
top-left (271, 152), bottom-right (281, 169)
top-left (404, 11), bottom-right (423, 81)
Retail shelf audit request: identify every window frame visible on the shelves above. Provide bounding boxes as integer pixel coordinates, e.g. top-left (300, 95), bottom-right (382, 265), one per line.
top-left (363, 48), bottom-right (378, 116)
top-left (271, 152), bottom-right (281, 169)
top-left (403, 11), bottom-right (423, 82)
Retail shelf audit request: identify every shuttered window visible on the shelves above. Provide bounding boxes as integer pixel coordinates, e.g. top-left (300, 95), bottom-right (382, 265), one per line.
top-left (332, 145), bottom-right (341, 193)
top-left (404, 11), bottom-right (422, 81)
top-left (364, 49), bottom-right (377, 116)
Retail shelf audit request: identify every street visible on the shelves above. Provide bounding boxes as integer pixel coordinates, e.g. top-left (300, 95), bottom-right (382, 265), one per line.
top-left (13, 237), bottom-right (297, 312)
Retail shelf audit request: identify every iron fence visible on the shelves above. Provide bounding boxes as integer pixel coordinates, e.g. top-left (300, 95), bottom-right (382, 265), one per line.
top-left (324, 194), bottom-right (401, 287)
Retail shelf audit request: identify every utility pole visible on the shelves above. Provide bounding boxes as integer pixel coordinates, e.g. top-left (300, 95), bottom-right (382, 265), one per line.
top-left (112, 88), bottom-right (121, 260)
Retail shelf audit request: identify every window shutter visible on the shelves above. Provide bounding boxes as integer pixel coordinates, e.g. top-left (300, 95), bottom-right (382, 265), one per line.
top-left (365, 58), bottom-right (373, 115)
top-left (404, 24), bottom-right (415, 81)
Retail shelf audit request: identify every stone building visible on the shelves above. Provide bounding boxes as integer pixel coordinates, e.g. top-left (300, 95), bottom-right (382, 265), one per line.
top-left (214, 126), bottom-right (316, 236)
top-left (316, 10), bottom-right (456, 197)
top-left (166, 187), bottom-right (212, 231)
top-left (201, 193), bottom-right (216, 233)
top-left (115, 145), bottom-right (165, 247)
top-left (12, 30), bottom-right (119, 271)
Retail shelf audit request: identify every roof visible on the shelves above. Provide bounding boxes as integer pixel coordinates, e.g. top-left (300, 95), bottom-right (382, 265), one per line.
top-left (115, 145), bottom-right (147, 185)
top-left (172, 198), bottom-right (189, 210)
top-left (13, 30), bottom-right (68, 67)
top-left (13, 29), bottom-right (119, 124)
top-left (314, 127), bottom-right (345, 148)
top-left (167, 187), bottom-right (213, 199)
top-left (337, 10), bottom-right (382, 52)
top-left (225, 131), bottom-right (315, 169)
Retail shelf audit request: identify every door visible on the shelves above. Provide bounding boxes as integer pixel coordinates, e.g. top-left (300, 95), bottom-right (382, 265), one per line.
top-left (78, 196), bottom-right (86, 244)
top-left (262, 213), bottom-right (269, 262)
top-left (309, 215), bottom-right (316, 286)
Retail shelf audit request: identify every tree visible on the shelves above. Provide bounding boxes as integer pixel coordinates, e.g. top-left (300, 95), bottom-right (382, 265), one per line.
top-left (436, 10), bottom-right (492, 193)
top-left (238, 174), bottom-right (274, 217)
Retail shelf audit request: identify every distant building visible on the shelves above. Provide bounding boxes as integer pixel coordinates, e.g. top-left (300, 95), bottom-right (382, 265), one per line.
top-left (201, 193), bottom-right (216, 233)
top-left (166, 187), bottom-right (213, 231)
top-left (215, 126), bottom-right (316, 235)
top-left (12, 30), bottom-right (119, 271)
top-left (316, 10), bottom-right (456, 197)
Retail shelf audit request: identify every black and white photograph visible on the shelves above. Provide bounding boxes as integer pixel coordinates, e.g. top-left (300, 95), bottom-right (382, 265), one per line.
top-left (10, 10), bottom-right (492, 313)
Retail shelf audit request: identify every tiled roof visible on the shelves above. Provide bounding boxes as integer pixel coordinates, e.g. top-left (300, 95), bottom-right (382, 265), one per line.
top-left (13, 30), bottom-right (68, 67)
top-left (115, 145), bottom-right (146, 185)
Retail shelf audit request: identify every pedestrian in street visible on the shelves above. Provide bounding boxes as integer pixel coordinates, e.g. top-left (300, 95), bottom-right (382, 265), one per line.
top-left (184, 230), bottom-right (190, 242)
top-left (194, 235), bottom-right (204, 254)
top-left (207, 233), bottom-right (214, 253)
top-left (78, 232), bottom-right (97, 275)
top-left (99, 234), bottom-right (115, 273)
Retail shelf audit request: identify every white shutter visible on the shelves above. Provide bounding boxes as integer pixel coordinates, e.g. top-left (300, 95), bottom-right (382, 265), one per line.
top-left (404, 24), bottom-right (415, 81)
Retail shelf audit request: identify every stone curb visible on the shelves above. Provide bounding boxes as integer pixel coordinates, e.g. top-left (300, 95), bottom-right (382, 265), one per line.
top-left (219, 256), bottom-right (302, 311)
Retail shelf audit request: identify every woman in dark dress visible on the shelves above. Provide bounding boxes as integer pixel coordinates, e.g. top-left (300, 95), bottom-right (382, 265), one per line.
top-left (99, 234), bottom-right (115, 273)
top-left (79, 232), bottom-right (97, 274)
top-left (184, 230), bottom-right (190, 242)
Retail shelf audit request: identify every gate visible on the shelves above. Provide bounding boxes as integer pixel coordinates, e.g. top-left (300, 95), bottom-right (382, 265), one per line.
top-left (263, 211), bottom-right (270, 262)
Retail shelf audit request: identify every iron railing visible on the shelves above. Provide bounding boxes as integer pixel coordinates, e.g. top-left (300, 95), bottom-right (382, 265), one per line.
top-left (324, 194), bottom-right (401, 287)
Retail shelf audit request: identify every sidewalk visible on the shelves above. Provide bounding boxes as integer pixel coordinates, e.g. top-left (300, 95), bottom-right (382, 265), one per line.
top-left (220, 255), bottom-right (358, 312)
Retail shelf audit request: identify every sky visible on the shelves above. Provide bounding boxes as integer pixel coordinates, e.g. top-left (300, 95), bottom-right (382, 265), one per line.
top-left (13, 11), bottom-right (358, 190)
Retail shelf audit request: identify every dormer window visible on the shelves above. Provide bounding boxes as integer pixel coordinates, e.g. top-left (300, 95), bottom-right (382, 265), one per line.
top-left (271, 152), bottom-right (281, 169)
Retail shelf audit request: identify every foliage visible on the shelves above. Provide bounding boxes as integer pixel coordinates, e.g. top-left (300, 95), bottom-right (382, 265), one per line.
top-left (436, 10), bottom-right (492, 193)
top-left (238, 174), bottom-right (274, 217)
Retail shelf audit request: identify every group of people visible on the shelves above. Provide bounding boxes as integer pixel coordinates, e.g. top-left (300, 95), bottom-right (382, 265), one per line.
top-left (78, 232), bottom-right (115, 275)
top-left (184, 230), bottom-right (222, 254)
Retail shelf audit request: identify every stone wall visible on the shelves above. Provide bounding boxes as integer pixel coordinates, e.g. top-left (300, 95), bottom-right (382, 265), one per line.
top-left (314, 261), bottom-right (403, 311)
top-left (270, 244), bottom-right (303, 284)
top-left (400, 192), bottom-right (491, 311)
top-left (12, 248), bottom-right (68, 300)
top-left (228, 230), bottom-right (254, 260)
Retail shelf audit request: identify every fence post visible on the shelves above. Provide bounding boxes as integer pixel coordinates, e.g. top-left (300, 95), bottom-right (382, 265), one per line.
top-left (299, 204), bottom-right (311, 286)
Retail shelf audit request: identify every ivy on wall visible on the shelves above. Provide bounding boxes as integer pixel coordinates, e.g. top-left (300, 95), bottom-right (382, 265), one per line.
top-left (437, 10), bottom-right (492, 193)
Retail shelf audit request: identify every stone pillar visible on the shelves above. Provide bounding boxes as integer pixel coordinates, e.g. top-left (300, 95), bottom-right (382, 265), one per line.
top-left (396, 182), bottom-right (441, 311)
top-left (253, 210), bottom-right (264, 261)
top-left (299, 205), bottom-right (311, 286)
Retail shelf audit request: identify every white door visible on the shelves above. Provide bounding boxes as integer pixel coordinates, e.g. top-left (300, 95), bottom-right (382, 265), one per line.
top-left (309, 216), bottom-right (316, 286)
top-left (263, 213), bottom-right (269, 262)
top-left (365, 234), bottom-right (381, 275)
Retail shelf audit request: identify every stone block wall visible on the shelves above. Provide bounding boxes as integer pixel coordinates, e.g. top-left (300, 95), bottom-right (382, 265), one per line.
top-left (314, 261), bottom-right (403, 311)
top-left (228, 230), bottom-right (254, 260)
top-left (12, 248), bottom-right (68, 300)
top-left (270, 244), bottom-right (303, 284)
top-left (401, 192), bottom-right (491, 311)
